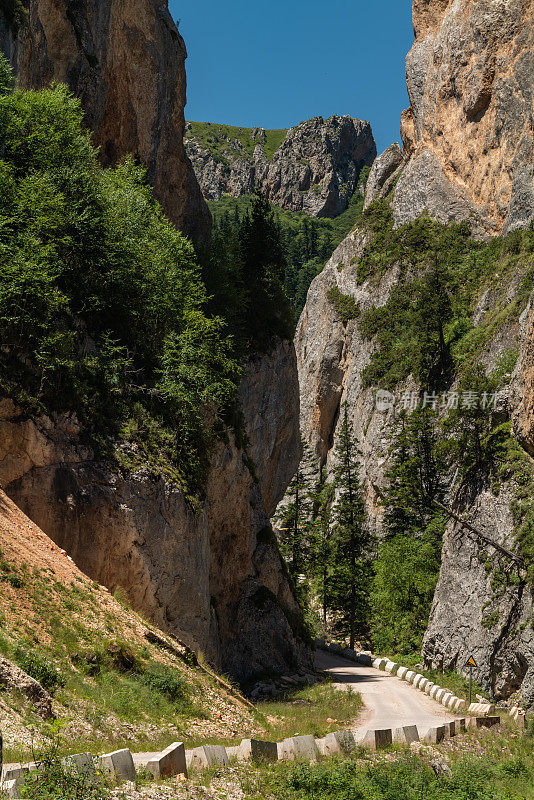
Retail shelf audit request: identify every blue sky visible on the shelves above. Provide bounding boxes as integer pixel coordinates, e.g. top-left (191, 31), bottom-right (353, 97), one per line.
top-left (170, 0), bottom-right (414, 155)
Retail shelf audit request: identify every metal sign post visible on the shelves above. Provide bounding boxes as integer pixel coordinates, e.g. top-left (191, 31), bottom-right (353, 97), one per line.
top-left (464, 655), bottom-right (478, 705)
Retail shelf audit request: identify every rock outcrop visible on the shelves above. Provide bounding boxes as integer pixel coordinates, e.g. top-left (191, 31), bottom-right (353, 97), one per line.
top-left (185, 116), bottom-right (377, 217)
top-left (394, 0), bottom-right (534, 236)
top-left (0, 340), bottom-right (312, 683)
top-left (422, 486), bottom-right (534, 703)
top-left (293, 0), bottom-right (534, 702)
top-left (0, 0), bottom-right (210, 244)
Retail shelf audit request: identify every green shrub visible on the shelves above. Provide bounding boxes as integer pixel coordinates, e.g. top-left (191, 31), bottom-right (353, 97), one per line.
top-left (0, 57), bottom-right (240, 495)
top-left (20, 741), bottom-right (107, 800)
top-left (14, 648), bottom-right (66, 694)
top-left (326, 286), bottom-right (360, 323)
top-left (137, 666), bottom-right (187, 703)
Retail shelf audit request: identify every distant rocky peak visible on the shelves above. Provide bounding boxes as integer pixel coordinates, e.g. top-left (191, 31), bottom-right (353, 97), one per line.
top-left (185, 115), bottom-right (376, 218)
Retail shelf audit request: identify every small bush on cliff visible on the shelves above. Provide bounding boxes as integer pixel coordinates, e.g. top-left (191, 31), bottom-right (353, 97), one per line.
top-left (0, 57), bottom-right (240, 494)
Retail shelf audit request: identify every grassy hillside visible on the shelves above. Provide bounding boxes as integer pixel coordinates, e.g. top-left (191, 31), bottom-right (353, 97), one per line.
top-left (0, 490), bottom-right (261, 760)
top-left (186, 122), bottom-right (288, 162)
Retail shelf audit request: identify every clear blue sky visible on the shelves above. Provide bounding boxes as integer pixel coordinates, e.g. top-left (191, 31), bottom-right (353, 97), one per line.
top-left (170, 0), bottom-right (414, 156)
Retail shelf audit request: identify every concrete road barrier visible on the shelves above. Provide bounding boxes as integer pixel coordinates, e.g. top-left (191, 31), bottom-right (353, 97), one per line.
top-left (2, 777), bottom-right (25, 799)
top-left (146, 742), bottom-right (186, 779)
top-left (404, 671), bottom-right (416, 683)
top-left (393, 725), bottom-right (419, 744)
top-left (99, 749), bottom-right (136, 782)
top-left (468, 703), bottom-right (495, 716)
top-left (425, 682), bottom-right (435, 695)
top-left (441, 692), bottom-right (453, 706)
top-left (279, 735), bottom-right (319, 762)
top-left (396, 666), bottom-right (408, 680)
top-left (342, 648), bottom-right (358, 661)
top-left (423, 725), bottom-right (445, 744)
top-left (362, 729), bottom-right (392, 751)
top-left (435, 689), bottom-right (447, 703)
top-left (384, 661), bottom-right (398, 674)
top-left (372, 658), bottom-right (387, 670)
top-left (418, 678), bottom-right (429, 691)
top-left (357, 652), bottom-right (373, 666)
top-left (237, 739), bottom-right (278, 763)
top-left (322, 730), bottom-right (358, 757)
top-left (446, 720), bottom-right (457, 737)
top-left (187, 745), bottom-right (229, 770)
top-left (475, 716), bottom-right (500, 729)
top-left (328, 643), bottom-right (343, 654)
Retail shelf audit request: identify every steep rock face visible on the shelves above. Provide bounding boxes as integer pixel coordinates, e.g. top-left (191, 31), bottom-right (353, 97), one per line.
top-left (0, 341), bottom-right (311, 682)
top-left (0, 0), bottom-right (210, 243)
top-left (395, 0), bottom-right (534, 236)
top-left (185, 116), bottom-right (377, 217)
top-left (512, 292), bottom-right (534, 455)
top-left (363, 142), bottom-right (403, 210)
top-left (423, 486), bottom-right (533, 703)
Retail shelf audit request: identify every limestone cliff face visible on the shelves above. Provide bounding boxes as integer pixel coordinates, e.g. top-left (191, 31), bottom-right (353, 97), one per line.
top-left (294, 0), bottom-right (534, 703)
top-left (394, 0), bottom-right (534, 236)
top-left (0, 0), bottom-right (210, 243)
top-left (185, 116), bottom-right (377, 217)
top-left (0, 340), bottom-right (311, 683)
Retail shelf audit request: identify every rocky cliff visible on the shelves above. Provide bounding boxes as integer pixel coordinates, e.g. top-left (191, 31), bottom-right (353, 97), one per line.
top-left (295, 0), bottom-right (534, 703)
top-left (394, 0), bottom-right (534, 237)
top-left (0, 339), bottom-right (311, 683)
top-left (0, 0), bottom-right (210, 243)
top-left (185, 116), bottom-right (377, 217)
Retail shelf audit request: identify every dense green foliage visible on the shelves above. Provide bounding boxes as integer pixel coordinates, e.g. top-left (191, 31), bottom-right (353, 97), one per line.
top-left (14, 646), bottom-right (66, 694)
top-left (242, 747), bottom-right (534, 800)
top-left (326, 286), bottom-right (360, 324)
top-left (357, 202), bottom-right (534, 391)
top-left (20, 741), bottom-right (107, 800)
top-left (208, 174), bottom-right (369, 318)
top-left (202, 192), bottom-right (294, 352)
top-left (187, 120), bottom-right (287, 162)
top-left (0, 61), bottom-right (296, 495)
top-left (371, 410), bottom-right (447, 653)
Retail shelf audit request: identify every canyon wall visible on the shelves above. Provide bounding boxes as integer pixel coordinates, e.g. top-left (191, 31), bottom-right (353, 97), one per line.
top-left (0, 0), bottom-right (211, 244)
top-left (394, 0), bottom-right (533, 237)
top-left (186, 115), bottom-right (377, 217)
top-left (0, 340), bottom-right (312, 682)
top-left (296, 0), bottom-right (534, 702)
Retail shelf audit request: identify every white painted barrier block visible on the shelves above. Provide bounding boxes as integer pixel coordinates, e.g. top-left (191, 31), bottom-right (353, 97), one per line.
top-left (418, 678), bottom-right (429, 691)
top-left (146, 742), bottom-right (187, 779)
top-left (393, 725), bottom-right (419, 744)
top-left (396, 666), bottom-right (408, 680)
top-left (328, 643), bottom-right (343, 654)
top-left (372, 658), bottom-right (387, 670)
top-left (446, 720), bottom-right (457, 737)
top-left (404, 671), bottom-right (416, 683)
top-left (384, 661), bottom-right (398, 675)
top-left (237, 739), bottom-right (278, 763)
top-left (425, 682), bottom-right (435, 695)
top-left (357, 652), bottom-right (373, 666)
top-left (435, 689), bottom-right (446, 703)
top-left (362, 728), bottom-right (392, 751)
top-left (441, 692), bottom-right (453, 706)
top-left (430, 685), bottom-right (441, 699)
top-left (99, 749), bottom-right (136, 782)
top-left (412, 674), bottom-right (424, 688)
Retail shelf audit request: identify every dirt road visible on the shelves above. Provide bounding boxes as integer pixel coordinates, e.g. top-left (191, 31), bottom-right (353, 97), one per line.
top-left (316, 650), bottom-right (459, 737)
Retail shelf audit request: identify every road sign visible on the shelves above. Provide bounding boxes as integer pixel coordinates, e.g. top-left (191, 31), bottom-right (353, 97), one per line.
top-left (464, 655), bottom-right (478, 704)
top-left (464, 655), bottom-right (478, 668)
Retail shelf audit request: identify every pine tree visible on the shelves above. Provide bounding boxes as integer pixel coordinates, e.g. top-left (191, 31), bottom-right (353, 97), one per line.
top-left (371, 407), bottom-right (447, 653)
top-left (274, 439), bottom-right (316, 595)
top-left (309, 477), bottom-right (335, 632)
top-left (329, 405), bottom-right (373, 648)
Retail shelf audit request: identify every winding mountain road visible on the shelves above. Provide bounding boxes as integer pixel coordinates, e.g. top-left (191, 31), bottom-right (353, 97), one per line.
top-left (316, 650), bottom-right (459, 738)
